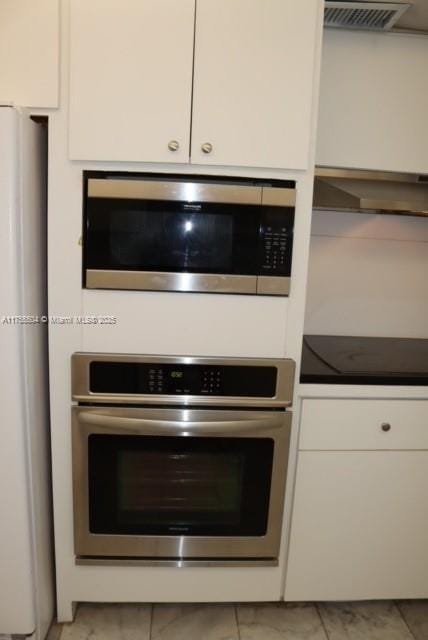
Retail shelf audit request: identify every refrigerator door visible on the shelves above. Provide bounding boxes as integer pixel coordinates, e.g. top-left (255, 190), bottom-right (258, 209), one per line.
top-left (0, 107), bottom-right (36, 635)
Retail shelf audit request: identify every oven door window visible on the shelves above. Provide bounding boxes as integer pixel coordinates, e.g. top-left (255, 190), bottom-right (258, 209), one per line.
top-left (84, 199), bottom-right (260, 276)
top-left (88, 435), bottom-right (273, 536)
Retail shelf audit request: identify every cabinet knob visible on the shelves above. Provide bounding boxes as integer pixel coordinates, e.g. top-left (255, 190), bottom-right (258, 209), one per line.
top-left (381, 422), bottom-right (391, 432)
top-left (201, 142), bottom-right (213, 154)
top-left (168, 140), bottom-right (179, 152)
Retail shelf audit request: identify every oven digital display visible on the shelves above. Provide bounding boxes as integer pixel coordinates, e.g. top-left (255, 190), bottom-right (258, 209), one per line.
top-left (89, 361), bottom-right (277, 397)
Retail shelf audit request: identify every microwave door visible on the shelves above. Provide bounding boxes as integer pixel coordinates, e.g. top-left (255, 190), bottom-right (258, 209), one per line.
top-left (84, 198), bottom-right (261, 294)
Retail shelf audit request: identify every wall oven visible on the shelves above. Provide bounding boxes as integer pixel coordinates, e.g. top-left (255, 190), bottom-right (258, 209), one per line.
top-left (71, 354), bottom-right (295, 565)
top-left (83, 172), bottom-right (295, 296)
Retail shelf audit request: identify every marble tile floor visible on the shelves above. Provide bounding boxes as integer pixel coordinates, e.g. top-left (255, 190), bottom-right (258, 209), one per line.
top-left (52, 600), bottom-right (428, 640)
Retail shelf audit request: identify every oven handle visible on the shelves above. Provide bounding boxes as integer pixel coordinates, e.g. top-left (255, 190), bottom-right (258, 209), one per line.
top-left (77, 411), bottom-right (284, 436)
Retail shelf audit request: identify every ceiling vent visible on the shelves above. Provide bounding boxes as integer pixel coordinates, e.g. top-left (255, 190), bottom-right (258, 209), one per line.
top-left (324, 1), bottom-right (411, 31)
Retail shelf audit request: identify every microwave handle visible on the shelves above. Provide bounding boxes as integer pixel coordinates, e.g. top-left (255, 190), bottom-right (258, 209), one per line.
top-left (77, 410), bottom-right (284, 436)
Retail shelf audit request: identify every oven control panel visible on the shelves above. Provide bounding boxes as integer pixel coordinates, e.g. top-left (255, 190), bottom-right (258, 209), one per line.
top-left (89, 361), bottom-right (277, 398)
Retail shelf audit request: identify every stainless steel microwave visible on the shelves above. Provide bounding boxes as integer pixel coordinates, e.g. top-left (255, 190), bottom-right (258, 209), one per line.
top-left (83, 172), bottom-right (295, 296)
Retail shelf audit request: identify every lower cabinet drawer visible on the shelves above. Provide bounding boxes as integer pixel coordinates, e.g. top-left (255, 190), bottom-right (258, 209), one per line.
top-left (300, 399), bottom-right (428, 450)
top-left (284, 450), bottom-right (428, 601)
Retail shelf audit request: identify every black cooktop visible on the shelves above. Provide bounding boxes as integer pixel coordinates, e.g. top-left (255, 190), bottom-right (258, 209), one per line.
top-left (301, 335), bottom-right (428, 385)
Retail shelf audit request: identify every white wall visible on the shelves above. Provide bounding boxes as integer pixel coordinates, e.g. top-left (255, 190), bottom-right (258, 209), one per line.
top-left (316, 29), bottom-right (428, 173)
top-left (304, 210), bottom-right (428, 338)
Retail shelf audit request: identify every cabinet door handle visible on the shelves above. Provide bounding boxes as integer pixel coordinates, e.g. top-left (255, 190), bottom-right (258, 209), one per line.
top-left (168, 140), bottom-right (180, 152)
top-left (381, 422), bottom-right (391, 432)
top-left (201, 142), bottom-right (213, 154)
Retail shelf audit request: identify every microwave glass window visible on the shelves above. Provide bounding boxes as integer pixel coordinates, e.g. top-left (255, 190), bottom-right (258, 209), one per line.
top-left (88, 435), bottom-right (274, 537)
top-left (85, 199), bottom-right (261, 275)
top-left (109, 209), bottom-right (233, 271)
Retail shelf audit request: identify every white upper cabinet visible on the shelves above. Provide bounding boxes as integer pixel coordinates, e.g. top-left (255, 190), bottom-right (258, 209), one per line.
top-left (190, 0), bottom-right (320, 169)
top-left (68, 0), bottom-right (195, 163)
top-left (68, 0), bottom-right (321, 169)
top-left (0, 0), bottom-right (59, 108)
top-left (316, 30), bottom-right (428, 174)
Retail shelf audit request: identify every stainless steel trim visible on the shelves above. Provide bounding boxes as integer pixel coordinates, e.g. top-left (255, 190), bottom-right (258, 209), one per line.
top-left (87, 178), bottom-right (262, 205)
top-left (71, 353), bottom-right (296, 407)
top-left (76, 557), bottom-right (278, 567)
top-left (87, 177), bottom-right (296, 207)
top-left (314, 168), bottom-right (428, 216)
top-left (72, 406), bottom-right (291, 560)
top-left (262, 187), bottom-right (296, 207)
top-left (315, 168), bottom-right (419, 183)
top-left (86, 270), bottom-right (257, 294)
top-left (77, 411), bottom-right (283, 436)
top-left (257, 276), bottom-right (290, 296)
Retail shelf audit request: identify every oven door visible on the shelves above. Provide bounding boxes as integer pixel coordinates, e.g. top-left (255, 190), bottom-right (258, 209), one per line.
top-left (72, 406), bottom-right (291, 562)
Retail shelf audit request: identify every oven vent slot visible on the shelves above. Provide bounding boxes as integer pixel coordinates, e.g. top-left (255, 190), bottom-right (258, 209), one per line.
top-left (324, 2), bottom-right (411, 31)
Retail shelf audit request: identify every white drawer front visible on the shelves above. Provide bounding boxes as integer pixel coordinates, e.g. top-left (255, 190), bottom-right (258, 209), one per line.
top-left (300, 399), bottom-right (428, 451)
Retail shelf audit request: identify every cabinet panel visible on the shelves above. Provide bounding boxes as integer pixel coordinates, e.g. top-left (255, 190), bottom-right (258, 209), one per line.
top-left (285, 451), bottom-right (428, 600)
top-left (81, 290), bottom-right (288, 358)
top-left (191, 0), bottom-right (320, 169)
top-left (300, 399), bottom-right (428, 451)
top-left (69, 0), bottom-right (195, 162)
top-left (316, 30), bottom-right (428, 173)
top-left (0, 0), bottom-right (59, 108)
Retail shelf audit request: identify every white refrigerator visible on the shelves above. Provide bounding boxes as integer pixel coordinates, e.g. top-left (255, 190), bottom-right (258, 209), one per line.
top-left (0, 106), bottom-right (54, 639)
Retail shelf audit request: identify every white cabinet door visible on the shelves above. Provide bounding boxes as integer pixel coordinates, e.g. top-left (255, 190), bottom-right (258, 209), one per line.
top-left (191, 0), bottom-right (320, 169)
top-left (69, 0), bottom-right (195, 162)
top-left (285, 451), bottom-right (428, 601)
top-left (0, 0), bottom-right (59, 108)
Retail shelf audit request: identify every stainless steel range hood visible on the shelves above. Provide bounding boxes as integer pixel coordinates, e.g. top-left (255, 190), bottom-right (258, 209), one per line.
top-left (313, 168), bottom-right (428, 217)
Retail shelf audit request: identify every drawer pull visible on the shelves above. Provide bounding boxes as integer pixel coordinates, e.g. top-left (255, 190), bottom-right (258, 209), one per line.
top-left (381, 422), bottom-right (391, 432)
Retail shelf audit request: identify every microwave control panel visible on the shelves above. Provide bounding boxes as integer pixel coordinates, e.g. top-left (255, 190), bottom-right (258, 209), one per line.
top-left (90, 361), bottom-right (277, 398)
top-left (259, 208), bottom-right (294, 276)
top-left (261, 226), bottom-right (289, 273)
